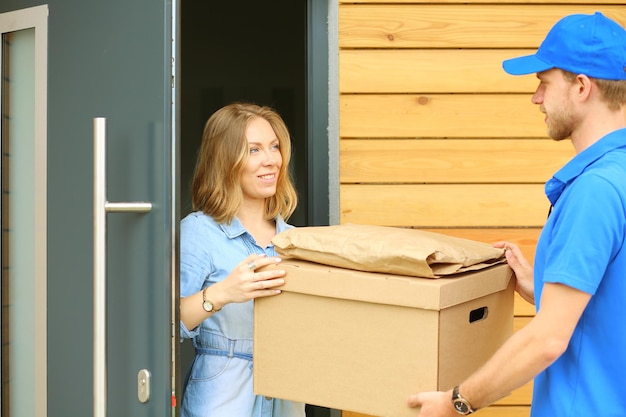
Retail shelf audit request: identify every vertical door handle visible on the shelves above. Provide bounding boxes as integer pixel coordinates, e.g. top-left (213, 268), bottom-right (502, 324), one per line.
top-left (93, 117), bottom-right (152, 417)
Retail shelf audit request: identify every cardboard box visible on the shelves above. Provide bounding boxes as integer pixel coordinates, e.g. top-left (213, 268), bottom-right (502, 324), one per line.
top-left (254, 259), bottom-right (514, 417)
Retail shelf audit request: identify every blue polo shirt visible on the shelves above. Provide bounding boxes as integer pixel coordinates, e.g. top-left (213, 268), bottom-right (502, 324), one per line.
top-left (532, 129), bottom-right (626, 416)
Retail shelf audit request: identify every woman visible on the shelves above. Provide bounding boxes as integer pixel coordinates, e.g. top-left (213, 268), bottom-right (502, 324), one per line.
top-left (179, 102), bottom-right (304, 417)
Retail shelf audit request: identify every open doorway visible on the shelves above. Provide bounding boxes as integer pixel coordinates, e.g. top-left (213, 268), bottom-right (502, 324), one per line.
top-left (179, 2), bottom-right (332, 416)
top-left (180, 0), bottom-right (308, 225)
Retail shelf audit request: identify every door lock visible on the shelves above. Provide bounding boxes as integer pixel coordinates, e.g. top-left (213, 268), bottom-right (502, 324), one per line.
top-left (137, 369), bottom-right (151, 403)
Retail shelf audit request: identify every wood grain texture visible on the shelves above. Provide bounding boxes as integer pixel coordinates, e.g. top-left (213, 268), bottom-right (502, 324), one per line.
top-left (340, 184), bottom-right (549, 227)
top-left (340, 94), bottom-right (547, 138)
top-left (339, 5), bottom-right (626, 48)
top-left (340, 49), bottom-right (539, 93)
top-left (340, 139), bottom-right (573, 183)
top-left (341, 0), bottom-right (626, 3)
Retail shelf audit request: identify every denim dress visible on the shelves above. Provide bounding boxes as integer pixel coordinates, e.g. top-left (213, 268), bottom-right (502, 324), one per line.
top-left (179, 211), bottom-right (305, 417)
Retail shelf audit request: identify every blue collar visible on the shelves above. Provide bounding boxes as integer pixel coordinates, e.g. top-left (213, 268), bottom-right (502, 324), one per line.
top-left (546, 128), bottom-right (626, 205)
top-left (219, 216), bottom-right (289, 240)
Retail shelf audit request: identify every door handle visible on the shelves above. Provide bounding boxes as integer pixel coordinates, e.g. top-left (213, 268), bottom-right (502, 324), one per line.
top-left (93, 117), bottom-right (152, 417)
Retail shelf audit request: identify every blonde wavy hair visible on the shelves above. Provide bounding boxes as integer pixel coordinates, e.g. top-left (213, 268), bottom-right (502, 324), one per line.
top-left (191, 103), bottom-right (298, 224)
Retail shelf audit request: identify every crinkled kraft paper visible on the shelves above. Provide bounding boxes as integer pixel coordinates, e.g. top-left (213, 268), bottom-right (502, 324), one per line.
top-left (272, 224), bottom-right (506, 278)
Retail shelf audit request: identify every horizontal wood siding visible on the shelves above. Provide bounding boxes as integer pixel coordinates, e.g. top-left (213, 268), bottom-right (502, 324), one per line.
top-left (339, 5), bottom-right (626, 48)
top-left (340, 0), bottom-right (626, 4)
top-left (340, 49), bottom-right (539, 93)
top-left (338, 1), bottom-right (626, 416)
top-left (341, 184), bottom-right (548, 227)
top-left (340, 139), bottom-right (573, 183)
top-left (340, 94), bottom-right (548, 138)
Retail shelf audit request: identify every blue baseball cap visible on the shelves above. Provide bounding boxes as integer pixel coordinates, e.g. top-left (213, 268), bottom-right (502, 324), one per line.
top-left (503, 12), bottom-right (626, 80)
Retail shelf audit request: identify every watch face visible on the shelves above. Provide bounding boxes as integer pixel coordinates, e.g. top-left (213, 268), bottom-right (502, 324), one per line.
top-left (203, 300), bottom-right (213, 312)
top-left (454, 400), bottom-right (470, 414)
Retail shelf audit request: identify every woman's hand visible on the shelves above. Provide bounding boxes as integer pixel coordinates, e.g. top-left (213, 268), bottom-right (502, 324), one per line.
top-left (180, 254), bottom-right (286, 330)
top-left (211, 254), bottom-right (286, 308)
top-left (493, 241), bottom-right (535, 304)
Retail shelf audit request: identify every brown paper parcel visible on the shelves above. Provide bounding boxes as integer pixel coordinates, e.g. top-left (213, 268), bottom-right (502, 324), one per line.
top-left (272, 223), bottom-right (505, 278)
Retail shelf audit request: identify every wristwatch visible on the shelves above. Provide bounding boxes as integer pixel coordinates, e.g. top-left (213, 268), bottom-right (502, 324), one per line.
top-left (451, 386), bottom-right (476, 415)
top-left (202, 287), bottom-right (221, 313)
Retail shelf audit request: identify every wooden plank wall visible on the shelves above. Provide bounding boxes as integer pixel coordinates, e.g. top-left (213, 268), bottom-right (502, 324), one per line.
top-left (337, 1), bottom-right (626, 416)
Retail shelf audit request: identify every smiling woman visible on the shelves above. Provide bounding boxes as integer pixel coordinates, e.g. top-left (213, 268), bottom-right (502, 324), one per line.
top-left (179, 102), bottom-right (303, 417)
top-left (241, 117), bottom-right (282, 201)
top-left (190, 103), bottom-right (297, 225)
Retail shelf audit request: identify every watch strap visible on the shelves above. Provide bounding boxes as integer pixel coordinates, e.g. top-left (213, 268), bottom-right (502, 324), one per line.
top-left (452, 385), bottom-right (476, 415)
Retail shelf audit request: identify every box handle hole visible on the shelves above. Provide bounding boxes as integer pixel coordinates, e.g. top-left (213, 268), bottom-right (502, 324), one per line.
top-left (469, 306), bottom-right (488, 323)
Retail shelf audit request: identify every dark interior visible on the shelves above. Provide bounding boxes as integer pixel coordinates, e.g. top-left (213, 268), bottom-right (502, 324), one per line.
top-left (180, 2), bottom-right (331, 415)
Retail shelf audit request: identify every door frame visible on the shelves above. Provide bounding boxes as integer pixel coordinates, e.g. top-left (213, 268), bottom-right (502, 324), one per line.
top-left (307, 0), bottom-right (330, 226)
top-left (0, 5), bottom-right (48, 417)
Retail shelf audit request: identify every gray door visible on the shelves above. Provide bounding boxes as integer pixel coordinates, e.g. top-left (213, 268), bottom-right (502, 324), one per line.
top-left (0, 1), bottom-right (176, 417)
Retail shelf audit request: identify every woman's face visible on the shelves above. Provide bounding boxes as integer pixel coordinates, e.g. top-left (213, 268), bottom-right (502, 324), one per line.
top-left (240, 117), bottom-right (283, 202)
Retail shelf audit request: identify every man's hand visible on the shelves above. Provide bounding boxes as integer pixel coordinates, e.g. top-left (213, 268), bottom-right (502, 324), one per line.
top-left (493, 241), bottom-right (534, 304)
top-left (407, 390), bottom-right (457, 417)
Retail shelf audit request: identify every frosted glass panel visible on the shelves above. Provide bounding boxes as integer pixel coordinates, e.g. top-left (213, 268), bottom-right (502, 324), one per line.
top-left (1, 28), bottom-right (36, 417)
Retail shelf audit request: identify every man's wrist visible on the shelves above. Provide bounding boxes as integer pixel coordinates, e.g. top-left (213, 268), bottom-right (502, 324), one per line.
top-left (451, 385), bottom-right (477, 415)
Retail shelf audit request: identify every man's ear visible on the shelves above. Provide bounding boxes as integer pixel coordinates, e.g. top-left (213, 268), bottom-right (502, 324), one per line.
top-left (576, 74), bottom-right (593, 101)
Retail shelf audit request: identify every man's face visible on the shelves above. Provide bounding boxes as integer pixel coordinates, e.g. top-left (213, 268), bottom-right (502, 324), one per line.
top-left (532, 69), bottom-right (579, 141)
